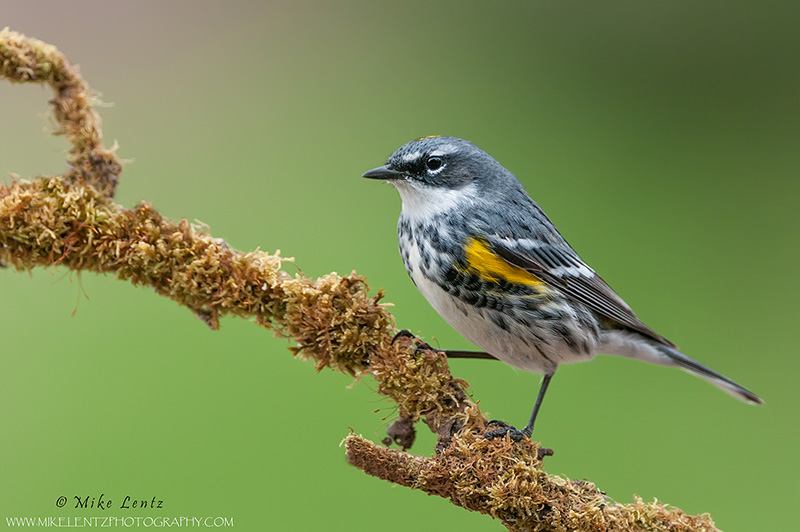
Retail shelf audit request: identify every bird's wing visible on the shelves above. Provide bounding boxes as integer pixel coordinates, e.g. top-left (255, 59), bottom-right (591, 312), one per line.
top-left (487, 237), bottom-right (676, 348)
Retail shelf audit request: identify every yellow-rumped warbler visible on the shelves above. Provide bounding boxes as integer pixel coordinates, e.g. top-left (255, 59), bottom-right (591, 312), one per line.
top-left (363, 136), bottom-right (762, 439)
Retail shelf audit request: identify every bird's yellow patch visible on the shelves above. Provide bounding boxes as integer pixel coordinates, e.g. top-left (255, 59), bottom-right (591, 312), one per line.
top-left (416, 135), bottom-right (442, 141)
top-left (464, 237), bottom-right (546, 288)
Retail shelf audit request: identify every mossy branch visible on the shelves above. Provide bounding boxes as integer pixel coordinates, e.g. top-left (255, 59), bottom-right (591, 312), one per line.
top-left (0, 28), bottom-right (122, 197)
top-left (0, 29), bottom-right (720, 532)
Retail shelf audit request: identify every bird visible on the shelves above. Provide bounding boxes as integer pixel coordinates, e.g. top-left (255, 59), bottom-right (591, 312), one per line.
top-left (362, 135), bottom-right (762, 440)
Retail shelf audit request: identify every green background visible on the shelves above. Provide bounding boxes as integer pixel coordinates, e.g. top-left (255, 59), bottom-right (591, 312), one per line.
top-left (1, 1), bottom-right (798, 530)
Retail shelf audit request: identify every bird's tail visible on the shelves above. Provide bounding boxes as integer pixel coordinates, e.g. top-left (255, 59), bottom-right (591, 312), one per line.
top-left (657, 344), bottom-right (763, 405)
top-left (600, 330), bottom-right (763, 405)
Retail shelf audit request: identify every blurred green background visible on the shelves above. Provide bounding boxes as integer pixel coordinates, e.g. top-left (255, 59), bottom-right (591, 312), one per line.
top-left (1, 1), bottom-right (798, 530)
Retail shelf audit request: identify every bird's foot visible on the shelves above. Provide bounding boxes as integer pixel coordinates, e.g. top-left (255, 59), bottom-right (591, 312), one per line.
top-left (391, 329), bottom-right (414, 344)
top-left (484, 420), bottom-right (530, 442)
top-left (392, 329), bottom-right (433, 353)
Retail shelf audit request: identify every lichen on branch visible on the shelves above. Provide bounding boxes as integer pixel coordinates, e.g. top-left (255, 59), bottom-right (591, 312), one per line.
top-left (0, 28), bottom-right (720, 532)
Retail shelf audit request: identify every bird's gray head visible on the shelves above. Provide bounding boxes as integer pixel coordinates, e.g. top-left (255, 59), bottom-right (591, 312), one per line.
top-left (362, 136), bottom-right (512, 191)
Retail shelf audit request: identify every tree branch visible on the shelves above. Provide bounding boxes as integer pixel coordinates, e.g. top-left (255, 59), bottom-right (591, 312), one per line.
top-left (0, 29), bottom-right (719, 532)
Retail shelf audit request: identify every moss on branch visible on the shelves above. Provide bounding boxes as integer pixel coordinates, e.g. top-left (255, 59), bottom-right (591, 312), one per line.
top-left (0, 27), bottom-right (121, 196)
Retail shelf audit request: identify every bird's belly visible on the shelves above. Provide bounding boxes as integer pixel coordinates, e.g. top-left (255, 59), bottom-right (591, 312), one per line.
top-left (408, 265), bottom-right (595, 374)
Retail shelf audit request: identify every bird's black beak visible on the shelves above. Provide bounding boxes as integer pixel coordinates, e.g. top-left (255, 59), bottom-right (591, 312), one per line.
top-left (362, 164), bottom-right (404, 180)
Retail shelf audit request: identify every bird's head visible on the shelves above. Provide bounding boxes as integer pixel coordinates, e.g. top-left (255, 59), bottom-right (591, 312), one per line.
top-left (363, 136), bottom-right (510, 189)
top-left (363, 136), bottom-right (524, 220)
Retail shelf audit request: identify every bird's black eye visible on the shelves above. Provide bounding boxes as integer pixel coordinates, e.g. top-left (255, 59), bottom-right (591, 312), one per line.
top-left (426, 156), bottom-right (443, 171)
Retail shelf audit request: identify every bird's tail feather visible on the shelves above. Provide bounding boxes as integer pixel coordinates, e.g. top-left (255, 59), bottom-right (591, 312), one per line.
top-left (601, 330), bottom-right (763, 405)
top-left (657, 344), bottom-right (763, 405)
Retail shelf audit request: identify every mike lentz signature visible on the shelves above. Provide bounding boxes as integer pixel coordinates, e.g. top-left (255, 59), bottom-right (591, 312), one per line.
top-left (67, 494), bottom-right (164, 510)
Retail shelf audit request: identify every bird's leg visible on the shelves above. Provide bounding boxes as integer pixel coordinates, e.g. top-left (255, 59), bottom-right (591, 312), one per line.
top-left (521, 373), bottom-right (553, 436)
top-left (440, 350), bottom-right (498, 361)
top-left (485, 373), bottom-right (554, 441)
top-left (392, 330), bottom-right (498, 360)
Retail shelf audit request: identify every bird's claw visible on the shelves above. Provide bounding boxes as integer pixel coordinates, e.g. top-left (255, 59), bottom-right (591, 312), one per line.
top-left (392, 329), bottom-right (433, 353)
top-left (484, 420), bottom-right (528, 442)
top-left (391, 329), bottom-right (415, 345)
